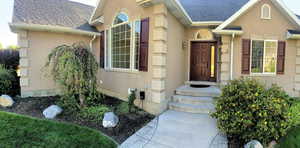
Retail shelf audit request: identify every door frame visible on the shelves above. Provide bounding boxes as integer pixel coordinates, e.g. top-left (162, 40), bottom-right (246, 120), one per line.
top-left (188, 40), bottom-right (218, 82)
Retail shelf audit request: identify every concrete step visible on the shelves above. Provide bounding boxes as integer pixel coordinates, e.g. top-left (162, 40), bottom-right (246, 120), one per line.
top-left (172, 95), bottom-right (214, 105)
top-left (168, 102), bottom-right (215, 114)
top-left (175, 85), bottom-right (221, 97)
top-left (185, 81), bottom-right (217, 86)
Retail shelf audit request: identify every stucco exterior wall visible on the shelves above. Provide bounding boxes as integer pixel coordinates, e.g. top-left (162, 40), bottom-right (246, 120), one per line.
top-left (20, 31), bottom-right (92, 97)
top-left (224, 0), bottom-right (299, 96)
top-left (165, 11), bottom-right (186, 101)
top-left (93, 0), bottom-right (170, 114)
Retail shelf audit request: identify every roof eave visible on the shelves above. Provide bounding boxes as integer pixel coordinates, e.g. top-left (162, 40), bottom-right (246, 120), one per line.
top-left (10, 23), bottom-right (100, 36)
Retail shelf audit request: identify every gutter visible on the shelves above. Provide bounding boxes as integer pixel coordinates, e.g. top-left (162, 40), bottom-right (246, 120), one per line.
top-left (89, 35), bottom-right (97, 51)
top-left (212, 29), bottom-right (243, 35)
top-left (191, 21), bottom-right (223, 27)
top-left (9, 23), bottom-right (101, 37)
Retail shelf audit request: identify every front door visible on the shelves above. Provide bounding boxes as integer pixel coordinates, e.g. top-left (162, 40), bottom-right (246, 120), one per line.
top-left (190, 42), bottom-right (217, 82)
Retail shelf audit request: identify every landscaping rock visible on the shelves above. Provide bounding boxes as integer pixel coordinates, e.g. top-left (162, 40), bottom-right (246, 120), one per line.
top-left (244, 140), bottom-right (263, 148)
top-left (268, 141), bottom-right (277, 148)
top-left (0, 95), bottom-right (14, 107)
top-left (43, 105), bottom-right (63, 119)
top-left (103, 112), bottom-right (119, 128)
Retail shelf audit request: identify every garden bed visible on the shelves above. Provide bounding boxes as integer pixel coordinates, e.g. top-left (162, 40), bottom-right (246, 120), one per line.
top-left (0, 96), bottom-right (155, 144)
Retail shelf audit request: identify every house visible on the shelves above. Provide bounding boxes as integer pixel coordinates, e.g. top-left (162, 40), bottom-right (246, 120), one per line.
top-left (10, 0), bottom-right (300, 114)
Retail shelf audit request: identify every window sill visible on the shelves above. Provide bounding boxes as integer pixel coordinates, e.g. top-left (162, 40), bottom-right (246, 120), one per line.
top-left (102, 68), bottom-right (140, 74)
top-left (249, 73), bottom-right (276, 77)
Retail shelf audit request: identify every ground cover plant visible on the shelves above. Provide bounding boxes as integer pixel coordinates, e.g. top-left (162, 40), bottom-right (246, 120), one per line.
top-left (212, 78), bottom-right (295, 146)
top-left (0, 111), bottom-right (117, 148)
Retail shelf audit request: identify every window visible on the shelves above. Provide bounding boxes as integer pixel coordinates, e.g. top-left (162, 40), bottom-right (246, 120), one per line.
top-left (106, 12), bottom-right (141, 70)
top-left (261, 4), bottom-right (271, 19)
top-left (251, 40), bottom-right (277, 74)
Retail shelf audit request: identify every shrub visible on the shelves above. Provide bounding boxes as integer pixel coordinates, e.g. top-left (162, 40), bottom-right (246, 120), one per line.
top-left (211, 78), bottom-right (293, 145)
top-left (115, 102), bottom-right (130, 115)
top-left (0, 49), bottom-right (19, 70)
top-left (0, 65), bottom-right (15, 95)
top-left (0, 50), bottom-right (20, 96)
top-left (128, 89), bottom-right (137, 113)
top-left (78, 105), bottom-right (111, 123)
top-left (288, 99), bottom-right (300, 127)
top-left (277, 126), bottom-right (300, 148)
top-left (45, 43), bottom-right (99, 112)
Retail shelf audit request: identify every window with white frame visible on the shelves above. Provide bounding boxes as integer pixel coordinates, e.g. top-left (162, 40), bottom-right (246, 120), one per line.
top-left (261, 4), bottom-right (271, 19)
top-left (105, 12), bottom-right (141, 70)
top-left (251, 40), bottom-right (277, 74)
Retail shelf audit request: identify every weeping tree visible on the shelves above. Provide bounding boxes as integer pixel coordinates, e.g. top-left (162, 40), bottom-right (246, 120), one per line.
top-left (45, 42), bottom-right (99, 111)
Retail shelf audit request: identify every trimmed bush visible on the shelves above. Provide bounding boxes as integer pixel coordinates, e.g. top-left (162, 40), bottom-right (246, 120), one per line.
top-left (0, 65), bottom-right (15, 95)
top-left (211, 78), bottom-right (293, 145)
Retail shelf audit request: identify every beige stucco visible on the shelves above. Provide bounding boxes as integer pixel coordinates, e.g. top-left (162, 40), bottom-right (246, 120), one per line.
top-left (21, 31), bottom-right (92, 97)
top-left (16, 0), bottom-right (300, 115)
top-left (222, 0), bottom-right (300, 96)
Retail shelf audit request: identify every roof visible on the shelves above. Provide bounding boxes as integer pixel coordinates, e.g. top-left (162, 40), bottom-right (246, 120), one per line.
top-left (12, 0), bottom-right (98, 33)
top-left (178, 0), bottom-right (249, 21)
top-left (288, 29), bottom-right (300, 35)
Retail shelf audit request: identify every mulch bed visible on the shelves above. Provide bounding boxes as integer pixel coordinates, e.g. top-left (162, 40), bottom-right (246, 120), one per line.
top-left (0, 96), bottom-right (155, 144)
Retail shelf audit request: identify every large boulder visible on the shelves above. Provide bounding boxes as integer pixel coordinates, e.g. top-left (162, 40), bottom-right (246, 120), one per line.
top-left (0, 95), bottom-right (14, 107)
top-left (103, 112), bottom-right (119, 128)
top-left (43, 105), bottom-right (63, 119)
top-left (244, 140), bottom-right (263, 148)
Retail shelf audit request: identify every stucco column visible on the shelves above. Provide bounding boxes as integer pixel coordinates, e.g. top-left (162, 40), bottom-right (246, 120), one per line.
top-left (220, 35), bottom-right (231, 84)
top-left (18, 30), bottom-right (30, 97)
top-left (294, 40), bottom-right (300, 95)
top-left (151, 4), bottom-right (168, 104)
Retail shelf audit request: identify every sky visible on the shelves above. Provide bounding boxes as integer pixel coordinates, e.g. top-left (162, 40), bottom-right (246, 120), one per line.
top-left (0, 0), bottom-right (299, 48)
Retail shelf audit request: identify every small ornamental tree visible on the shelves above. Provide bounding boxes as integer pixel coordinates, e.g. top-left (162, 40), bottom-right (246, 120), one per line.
top-left (45, 43), bottom-right (99, 111)
top-left (211, 78), bottom-right (293, 146)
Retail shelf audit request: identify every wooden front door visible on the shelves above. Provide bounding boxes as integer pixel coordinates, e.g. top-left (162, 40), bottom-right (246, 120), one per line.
top-left (190, 42), bottom-right (217, 82)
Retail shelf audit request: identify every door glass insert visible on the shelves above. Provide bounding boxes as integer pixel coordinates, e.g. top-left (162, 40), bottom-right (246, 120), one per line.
top-left (210, 45), bottom-right (215, 78)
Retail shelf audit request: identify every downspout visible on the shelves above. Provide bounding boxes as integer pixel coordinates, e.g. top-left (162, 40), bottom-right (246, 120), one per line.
top-left (90, 35), bottom-right (97, 51)
top-left (230, 33), bottom-right (235, 80)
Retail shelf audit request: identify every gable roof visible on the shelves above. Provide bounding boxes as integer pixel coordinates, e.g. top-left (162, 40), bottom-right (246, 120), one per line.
top-left (178, 0), bottom-right (249, 22)
top-left (215, 0), bottom-right (300, 31)
top-left (12, 0), bottom-right (98, 33)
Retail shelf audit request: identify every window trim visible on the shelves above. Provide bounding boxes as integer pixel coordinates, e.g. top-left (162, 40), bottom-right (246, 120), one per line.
top-left (261, 4), bottom-right (271, 20)
top-left (250, 39), bottom-right (278, 75)
top-left (104, 13), bottom-right (141, 72)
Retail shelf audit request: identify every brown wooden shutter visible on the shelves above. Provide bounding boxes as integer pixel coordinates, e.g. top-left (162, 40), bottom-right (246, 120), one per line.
top-left (277, 41), bottom-right (286, 74)
top-left (139, 18), bottom-right (150, 72)
top-left (241, 39), bottom-right (251, 74)
top-left (100, 31), bottom-right (105, 68)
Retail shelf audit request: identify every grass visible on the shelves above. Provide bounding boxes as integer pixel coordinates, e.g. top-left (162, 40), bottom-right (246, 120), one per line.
top-left (277, 126), bottom-right (300, 148)
top-left (0, 111), bottom-right (118, 148)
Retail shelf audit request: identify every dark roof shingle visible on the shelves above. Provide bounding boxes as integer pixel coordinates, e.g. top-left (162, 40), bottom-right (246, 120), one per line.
top-left (12, 0), bottom-right (98, 32)
top-left (178, 0), bottom-right (249, 22)
top-left (288, 29), bottom-right (300, 35)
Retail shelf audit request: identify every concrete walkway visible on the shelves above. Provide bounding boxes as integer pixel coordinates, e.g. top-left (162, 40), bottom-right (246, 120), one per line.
top-left (120, 110), bottom-right (227, 148)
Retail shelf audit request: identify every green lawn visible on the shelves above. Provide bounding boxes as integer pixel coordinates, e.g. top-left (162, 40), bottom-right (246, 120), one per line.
top-left (0, 111), bottom-right (118, 148)
top-left (277, 126), bottom-right (300, 148)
